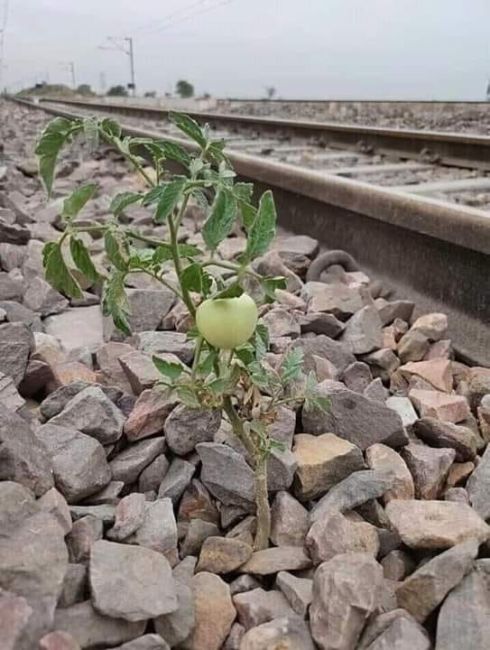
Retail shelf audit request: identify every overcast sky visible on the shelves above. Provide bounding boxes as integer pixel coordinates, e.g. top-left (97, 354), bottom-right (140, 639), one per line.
top-left (2, 0), bottom-right (489, 99)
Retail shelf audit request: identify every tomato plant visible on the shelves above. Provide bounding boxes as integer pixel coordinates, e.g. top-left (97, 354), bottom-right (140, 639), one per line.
top-left (36, 111), bottom-right (329, 549)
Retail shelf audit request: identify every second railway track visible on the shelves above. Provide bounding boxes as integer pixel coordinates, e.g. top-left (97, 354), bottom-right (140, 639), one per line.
top-left (10, 96), bottom-right (490, 365)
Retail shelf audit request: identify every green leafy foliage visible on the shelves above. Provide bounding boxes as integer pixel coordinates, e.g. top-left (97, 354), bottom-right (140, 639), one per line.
top-left (101, 269), bottom-right (131, 335)
top-left (303, 372), bottom-right (331, 413)
top-left (35, 117), bottom-right (80, 195)
top-left (100, 118), bottom-right (122, 138)
top-left (202, 189), bottom-right (237, 251)
top-left (280, 347), bottom-right (304, 384)
top-left (181, 263), bottom-right (212, 295)
top-left (83, 117), bottom-right (99, 151)
top-left (169, 112), bottom-right (206, 148)
top-left (42, 242), bottom-right (83, 299)
top-left (262, 276), bottom-right (287, 302)
top-left (104, 230), bottom-right (129, 272)
top-left (110, 192), bottom-right (142, 217)
top-left (69, 237), bottom-right (99, 284)
top-left (244, 191), bottom-right (277, 261)
top-left (154, 179), bottom-right (186, 223)
top-left (62, 184), bottom-right (97, 222)
top-left (153, 356), bottom-right (186, 381)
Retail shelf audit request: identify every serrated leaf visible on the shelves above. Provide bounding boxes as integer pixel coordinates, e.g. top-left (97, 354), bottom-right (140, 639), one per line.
top-left (262, 275), bottom-right (287, 302)
top-left (213, 282), bottom-right (243, 300)
top-left (202, 189), bottom-right (237, 251)
top-left (104, 230), bottom-right (129, 272)
top-left (110, 192), bottom-right (142, 216)
top-left (83, 117), bottom-right (99, 151)
top-left (244, 190), bottom-right (277, 261)
top-left (154, 179), bottom-right (186, 223)
top-left (69, 237), bottom-right (99, 284)
top-left (248, 361), bottom-right (271, 390)
top-left (254, 323), bottom-right (269, 358)
top-left (176, 385), bottom-right (201, 408)
top-left (207, 139), bottom-right (229, 166)
top-left (159, 140), bottom-right (191, 166)
top-left (128, 248), bottom-right (155, 270)
top-left (197, 349), bottom-right (219, 375)
top-left (62, 184), bottom-right (97, 222)
top-left (169, 112), bottom-right (207, 148)
top-left (35, 117), bottom-right (79, 196)
top-left (42, 242), bottom-right (83, 299)
top-left (152, 243), bottom-right (202, 266)
top-left (234, 345), bottom-right (255, 366)
top-left (234, 183), bottom-right (254, 203)
top-left (181, 263), bottom-right (212, 296)
top-left (280, 347), bottom-right (304, 384)
top-left (100, 118), bottom-right (121, 138)
top-left (101, 268), bottom-right (131, 335)
top-left (142, 185), bottom-right (166, 206)
top-left (152, 356), bottom-right (184, 381)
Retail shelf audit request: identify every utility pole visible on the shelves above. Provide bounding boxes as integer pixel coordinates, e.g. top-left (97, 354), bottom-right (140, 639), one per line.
top-left (126, 37), bottom-right (135, 96)
top-left (69, 61), bottom-right (76, 89)
top-left (99, 36), bottom-right (136, 96)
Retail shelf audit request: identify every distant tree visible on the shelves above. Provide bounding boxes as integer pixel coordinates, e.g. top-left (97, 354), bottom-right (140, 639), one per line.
top-left (107, 85), bottom-right (128, 97)
top-left (202, 92), bottom-right (211, 99)
top-left (176, 80), bottom-right (194, 98)
top-left (144, 90), bottom-right (157, 98)
top-left (265, 86), bottom-right (276, 100)
top-left (77, 84), bottom-right (94, 96)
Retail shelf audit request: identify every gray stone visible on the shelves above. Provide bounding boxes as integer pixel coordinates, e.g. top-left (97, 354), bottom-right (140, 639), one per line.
top-left (365, 443), bottom-right (414, 501)
top-left (267, 447), bottom-right (297, 492)
top-left (197, 537), bottom-right (253, 574)
top-left (44, 306), bottom-right (104, 353)
top-left (50, 386), bottom-right (125, 444)
top-left (229, 575), bottom-right (262, 596)
top-left (240, 546), bottom-right (311, 575)
top-left (58, 564), bottom-right (87, 608)
top-left (126, 288), bottom-right (175, 332)
top-left (380, 550), bottom-right (415, 581)
top-left (376, 299), bottom-right (414, 325)
top-left (293, 433), bottom-right (365, 501)
top-left (467, 445), bottom-right (490, 520)
top-left (107, 493), bottom-right (147, 541)
top-left (240, 615), bottom-right (315, 650)
top-left (436, 569), bottom-right (490, 650)
top-left (38, 487), bottom-right (72, 535)
top-left (54, 600), bottom-right (146, 649)
top-left (301, 282), bottom-right (364, 318)
top-left (262, 307), bottom-right (300, 339)
top-left (276, 572), bottom-right (313, 616)
top-left (306, 510), bottom-right (379, 564)
top-left (40, 382), bottom-right (92, 420)
top-left (0, 370), bottom-right (25, 410)
top-left (39, 630), bottom-right (81, 650)
top-left (385, 500), bottom-right (490, 549)
top-left (96, 341), bottom-right (135, 393)
top-left (414, 417), bottom-right (478, 461)
top-left (165, 405), bottom-right (221, 455)
top-left (270, 491), bottom-right (309, 547)
top-left (310, 470), bottom-right (395, 523)
top-left (66, 515), bottom-right (104, 563)
top-left (0, 219), bottom-right (31, 245)
top-left (158, 458), bottom-right (196, 504)
top-left (69, 505), bottom-right (115, 525)
top-left (182, 519), bottom-right (221, 556)
top-left (85, 481), bottom-right (124, 505)
top-left (112, 635), bottom-right (170, 650)
top-left (139, 454), bottom-right (170, 493)
top-left (402, 443), bottom-right (455, 500)
top-left (0, 322), bottom-right (34, 386)
top-left (396, 540), bottom-right (479, 622)
top-left (398, 331), bottom-right (431, 363)
top-left (135, 330), bottom-right (194, 364)
top-left (291, 335), bottom-right (355, 374)
top-left (364, 616), bottom-right (431, 650)
top-left (310, 553), bottom-right (384, 650)
top-left (124, 387), bottom-right (176, 440)
top-left (185, 572), bottom-right (236, 650)
top-left (90, 540), bottom-right (178, 621)
top-left (224, 623), bottom-right (245, 650)
top-left (0, 481), bottom-right (39, 528)
top-left (154, 578), bottom-right (194, 647)
top-left (0, 403), bottom-right (53, 496)
top-left (411, 313), bottom-right (448, 341)
top-left (0, 591), bottom-right (33, 650)
top-left (0, 300), bottom-right (40, 328)
top-left (0, 271), bottom-right (23, 301)
top-left (342, 361), bottom-right (373, 392)
top-left (364, 378), bottom-right (389, 402)
top-left (299, 312), bottom-right (345, 338)
top-left (233, 588), bottom-right (294, 630)
top-left (110, 437), bottom-right (166, 484)
top-left (119, 351), bottom-right (168, 394)
top-left (341, 305), bottom-right (383, 354)
top-left (36, 423), bottom-right (111, 503)
top-left (127, 498), bottom-right (178, 562)
top-left (385, 396), bottom-right (419, 428)
top-left (197, 442), bottom-right (255, 510)
top-left (23, 276), bottom-right (68, 316)
top-left (302, 380), bottom-right (407, 449)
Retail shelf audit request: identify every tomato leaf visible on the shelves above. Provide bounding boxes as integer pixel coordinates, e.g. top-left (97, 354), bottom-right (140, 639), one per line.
top-left (213, 282), bottom-right (243, 300)
top-left (35, 117), bottom-right (80, 196)
top-left (202, 189), bottom-right (237, 251)
top-left (83, 117), bottom-right (99, 151)
top-left (100, 118), bottom-right (121, 138)
top-left (262, 275), bottom-right (287, 302)
top-left (280, 347), bottom-right (304, 384)
top-left (152, 355), bottom-right (185, 381)
top-left (169, 112), bottom-right (207, 148)
top-left (101, 268), bottom-right (131, 335)
top-left (154, 179), bottom-right (186, 223)
top-left (42, 242), bottom-right (83, 299)
top-left (110, 192), bottom-right (142, 217)
top-left (244, 190), bottom-right (277, 261)
top-left (181, 263), bottom-right (212, 296)
top-left (104, 230), bottom-right (129, 272)
top-left (62, 183), bottom-right (97, 222)
top-left (69, 237), bottom-right (99, 284)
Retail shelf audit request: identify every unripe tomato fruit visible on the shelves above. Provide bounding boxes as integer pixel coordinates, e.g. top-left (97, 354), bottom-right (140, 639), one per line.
top-left (196, 293), bottom-right (258, 349)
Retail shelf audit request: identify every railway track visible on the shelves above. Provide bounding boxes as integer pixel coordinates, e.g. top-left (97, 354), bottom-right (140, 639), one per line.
top-left (10, 96), bottom-right (490, 365)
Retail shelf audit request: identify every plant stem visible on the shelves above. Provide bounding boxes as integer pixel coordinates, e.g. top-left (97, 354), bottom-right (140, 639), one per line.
top-left (223, 395), bottom-right (271, 550)
top-left (126, 230), bottom-right (168, 248)
top-left (102, 132), bottom-right (156, 188)
top-left (191, 336), bottom-right (204, 379)
top-left (168, 194), bottom-right (195, 318)
top-left (202, 259), bottom-right (262, 280)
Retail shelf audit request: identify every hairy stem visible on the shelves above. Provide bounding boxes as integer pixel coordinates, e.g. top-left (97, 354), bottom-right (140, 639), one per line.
top-left (168, 194), bottom-right (195, 318)
top-left (223, 395), bottom-right (271, 550)
top-left (191, 336), bottom-right (204, 380)
top-left (102, 132), bottom-right (156, 188)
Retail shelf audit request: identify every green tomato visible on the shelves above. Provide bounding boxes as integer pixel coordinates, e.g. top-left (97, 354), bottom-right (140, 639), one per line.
top-left (196, 293), bottom-right (258, 349)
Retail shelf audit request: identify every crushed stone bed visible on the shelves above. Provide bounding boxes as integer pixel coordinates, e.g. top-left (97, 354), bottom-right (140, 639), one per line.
top-left (1, 99), bottom-right (489, 650)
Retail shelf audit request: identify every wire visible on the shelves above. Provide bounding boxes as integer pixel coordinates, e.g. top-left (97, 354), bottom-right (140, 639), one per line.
top-left (132, 0), bottom-right (210, 35)
top-left (134, 0), bottom-right (236, 38)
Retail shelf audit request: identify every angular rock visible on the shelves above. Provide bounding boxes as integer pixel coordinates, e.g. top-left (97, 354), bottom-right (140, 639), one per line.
top-left (69, 504), bottom-right (115, 525)
top-left (110, 437), bottom-right (165, 484)
top-left (466, 445), bottom-right (490, 520)
top-left (385, 499), bottom-right (490, 549)
top-left (293, 433), bottom-right (365, 500)
top-left (165, 405), bottom-right (221, 455)
top-left (413, 417), bottom-right (478, 461)
top-left (342, 361), bottom-right (373, 393)
top-left (366, 443), bottom-right (414, 501)
top-left (58, 563), bottom-right (87, 608)
top-left (127, 498), bottom-right (178, 562)
top-left (385, 395), bottom-right (418, 428)
top-left (66, 515), bottom-right (104, 564)
top-left (182, 519), bottom-right (221, 557)
top-left (229, 575), bottom-right (262, 596)
top-left (158, 458), bottom-right (195, 504)
top-left (363, 615), bottom-right (431, 650)
top-left (50, 386), bottom-right (125, 444)
top-left (107, 493), bottom-right (146, 541)
top-left (23, 276), bottom-right (68, 316)
top-left (240, 615), bottom-right (315, 650)
top-left (38, 487), bottom-right (72, 535)
top-left (301, 282), bottom-right (364, 318)
top-left (310, 553), bottom-right (384, 650)
top-left (0, 322), bottom-right (34, 386)
top-left (276, 572), bottom-right (313, 617)
top-left (398, 330), bottom-right (431, 363)
top-left (36, 423), bottom-right (111, 503)
top-left (54, 601), bottom-right (145, 649)
top-left (380, 550), bottom-right (415, 582)
top-left (178, 479), bottom-right (219, 524)
top-left (267, 447), bottom-right (297, 492)
top-left (119, 351), bottom-right (173, 395)
top-left (90, 540), bottom-right (177, 621)
top-left (402, 443), bottom-right (455, 500)
top-left (185, 572), bottom-right (236, 650)
top-left (409, 388), bottom-right (470, 423)
top-left (299, 312), bottom-right (345, 338)
top-left (112, 635), bottom-right (170, 650)
top-left (341, 305), bottom-right (383, 354)
top-left (197, 442), bottom-right (255, 510)
top-left (233, 588), bottom-right (294, 630)
top-left (124, 387), bottom-right (176, 440)
top-left (135, 330), bottom-right (194, 364)
top-left (44, 306), bottom-right (104, 353)
top-left (0, 370), bottom-right (25, 410)
top-left (96, 341), bottom-right (135, 393)
top-left (197, 536), bottom-right (252, 574)
top-left (139, 454), bottom-right (169, 493)
top-left (411, 313), bottom-right (448, 341)
top-left (0, 403), bottom-right (53, 496)
top-left (396, 540), bottom-right (479, 622)
top-left (435, 569), bottom-right (490, 650)
top-left (39, 631), bottom-right (81, 650)
top-left (154, 577), bottom-right (194, 648)
top-left (400, 359), bottom-right (453, 392)
top-left (240, 546), bottom-right (311, 575)
top-left (306, 510), bottom-right (379, 564)
top-left (291, 335), bottom-right (355, 374)
top-left (302, 380), bottom-right (407, 449)
top-left (270, 491), bottom-right (309, 547)
top-left (86, 481), bottom-right (124, 506)
top-left (0, 590), bottom-right (33, 650)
